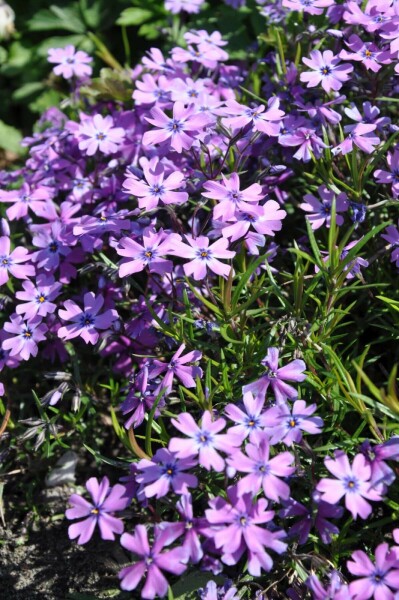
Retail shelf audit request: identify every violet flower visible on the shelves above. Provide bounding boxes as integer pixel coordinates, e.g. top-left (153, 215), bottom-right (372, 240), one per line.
top-left (149, 342), bottom-right (202, 392)
top-left (0, 182), bottom-right (52, 221)
top-left (3, 315), bottom-right (47, 361)
top-left (159, 493), bottom-right (205, 563)
top-left (77, 114), bottom-right (125, 156)
top-left (382, 222), bottom-right (399, 267)
top-left (119, 525), bottom-right (188, 597)
top-left (15, 274), bottom-right (62, 320)
top-left (263, 400), bottom-right (323, 446)
top-left (282, 0), bottom-right (334, 16)
top-left (48, 45), bottom-right (92, 79)
top-left (203, 172), bottom-right (264, 221)
top-left (300, 185), bottom-right (348, 230)
top-left (307, 571), bottom-right (352, 600)
top-left (117, 227), bottom-right (178, 277)
top-left (317, 451), bottom-right (383, 520)
top-left (300, 50), bottom-right (353, 93)
top-left (375, 150), bottom-right (399, 198)
top-left (136, 448), bottom-right (198, 499)
top-left (66, 476), bottom-right (127, 544)
top-left (0, 236), bottom-right (35, 286)
top-left (332, 123), bottom-right (380, 156)
top-left (279, 127), bottom-right (328, 162)
top-left (347, 543), bottom-right (399, 599)
top-left (169, 234), bottom-right (235, 280)
top-left (58, 292), bottom-right (118, 345)
top-left (224, 390), bottom-right (268, 443)
top-left (222, 98), bottom-right (285, 136)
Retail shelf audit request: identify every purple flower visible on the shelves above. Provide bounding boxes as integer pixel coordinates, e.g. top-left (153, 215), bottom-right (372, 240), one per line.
top-left (263, 400), bottom-right (323, 446)
top-left (48, 45), bottom-right (92, 79)
top-left (220, 201), bottom-right (286, 241)
top-left (149, 343), bottom-right (202, 392)
top-left (228, 437), bottom-right (295, 501)
top-left (119, 525), bottom-right (188, 597)
top-left (317, 451), bottom-right (383, 520)
top-left (340, 34), bottom-right (392, 73)
top-left (203, 172), bottom-right (264, 221)
top-left (169, 234), bottom-right (235, 280)
top-left (117, 227), bottom-right (178, 278)
top-left (243, 347), bottom-right (306, 403)
top-left (77, 114), bottom-right (125, 156)
top-left (224, 391), bottom-right (268, 443)
top-left (169, 411), bottom-right (242, 472)
top-left (282, 0), bottom-right (334, 16)
top-left (332, 123), bottom-right (380, 156)
top-left (204, 487), bottom-right (287, 575)
top-left (15, 274), bottom-right (62, 320)
top-left (382, 222), bottom-right (399, 267)
top-left (279, 127), bottom-right (328, 162)
top-left (375, 151), bottom-right (399, 198)
top-left (300, 50), bottom-right (353, 93)
top-left (0, 183), bottom-right (52, 221)
top-left (3, 315), bottom-right (47, 361)
top-left (66, 476), bottom-right (127, 544)
top-left (339, 240), bottom-right (369, 279)
top-left (347, 543), bottom-right (399, 599)
top-left (123, 157), bottom-right (188, 210)
top-left (300, 185), bottom-right (348, 230)
top-left (143, 101), bottom-right (210, 153)
top-left (0, 236), bottom-right (35, 286)
top-left (159, 493), bottom-right (205, 563)
top-left (222, 98), bottom-right (285, 136)
top-left (307, 571), bottom-right (352, 600)
top-left (165, 0), bottom-right (204, 14)
top-left (136, 448), bottom-right (198, 498)
top-left (58, 292), bottom-right (118, 345)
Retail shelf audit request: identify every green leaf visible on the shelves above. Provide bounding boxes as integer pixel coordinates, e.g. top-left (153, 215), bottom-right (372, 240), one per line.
top-left (0, 120), bottom-right (23, 155)
top-left (12, 82), bottom-right (44, 101)
top-left (171, 572), bottom-right (224, 599)
top-left (117, 7), bottom-right (154, 26)
top-left (27, 5), bottom-right (86, 33)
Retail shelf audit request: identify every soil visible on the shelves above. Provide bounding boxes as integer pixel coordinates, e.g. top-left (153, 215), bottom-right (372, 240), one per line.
top-left (0, 485), bottom-right (132, 600)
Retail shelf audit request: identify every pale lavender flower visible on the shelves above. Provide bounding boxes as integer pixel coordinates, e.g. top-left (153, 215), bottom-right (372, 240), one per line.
top-left (66, 476), bottom-right (127, 544)
top-left (204, 487), bottom-right (287, 575)
top-left (263, 400), bottom-right (323, 446)
top-left (332, 123), bottom-right (380, 156)
top-left (119, 525), bottom-right (188, 597)
top-left (340, 240), bottom-right (369, 279)
top-left (203, 172), bottom-right (265, 221)
top-left (300, 185), bottom-right (348, 230)
top-left (340, 34), bottom-right (391, 73)
top-left (220, 201), bottom-right (286, 241)
top-left (123, 157), bottom-right (188, 210)
top-left (58, 292), bottom-right (118, 345)
top-left (243, 347), bottom-right (306, 403)
top-left (222, 98), bottom-right (285, 136)
top-left (382, 222), bottom-right (399, 267)
top-left (3, 314), bottom-right (47, 361)
top-left (199, 580), bottom-right (239, 599)
top-left (133, 74), bottom-right (171, 105)
top-left (15, 274), bottom-right (62, 319)
top-left (0, 236), bottom-right (35, 286)
top-left (300, 50), bottom-right (353, 93)
top-left (317, 451), bottom-right (383, 520)
top-left (282, 0), bottom-right (334, 15)
top-left (307, 571), bottom-right (352, 600)
top-left (224, 390), bottom-right (268, 443)
top-left (347, 543), bottom-right (399, 599)
top-left (48, 45), bottom-right (92, 79)
top-left (169, 411), bottom-right (242, 472)
top-left (169, 234), bottom-right (235, 280)
top-left (136, 448), bottom-right (198, 498)
top-left (0, 182), bottom-right (52, 221)
top-left (165, 0), bottom-right (204, 14)
top-left (77, 114), bottom-right (125, 156)
top-left (375, 151), bottom-right (399, 198)
top-left (279, 127), bottom-right (328, 161)
top-left (117, 227), bottom-right (178, 278)
top-left (149, 343), bottom-right (202, 392)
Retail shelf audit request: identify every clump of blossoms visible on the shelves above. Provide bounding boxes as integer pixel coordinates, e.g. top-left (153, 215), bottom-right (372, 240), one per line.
top-left (2, 0), bottom-right (399, 597)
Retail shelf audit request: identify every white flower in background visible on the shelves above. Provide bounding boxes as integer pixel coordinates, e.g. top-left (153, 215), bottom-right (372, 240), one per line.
top-left (0, 1), bottom-right (15, 40)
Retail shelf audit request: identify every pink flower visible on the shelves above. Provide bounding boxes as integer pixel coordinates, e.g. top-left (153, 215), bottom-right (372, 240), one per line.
top-left (48, 45), bottom-right (92, 79)
top-left (77, 114), bottom-right (125, 156)
top-left (58, 292), bottom-right (118, 345)
top-left (169, 234), bottom-right (235, 280)
top-left (222, 98), bottom-right (285, 136)
top-left (3, 315), bottom-right (47, 361)
top-left (300, 50), bottom-right (353, 92)
top-left (0, 236), bottom-right (35, 286)
top-left (202, 172), bottom-right (264, 221)
top-left (117, 227), bottom-right (178, 278)
top-left (0, 183), bottom-right (52, 221)
top-left (347, 543), bottom-right (399, 599)
top-left (317, 451), bottom-right (383, 520)
top-left (340, 34), bottom-right (392, 73)
top-left (300, 185), bottom-right (348, 230)
top-left (279, 127), bottom-right (328, 161)
top-left (149, 342), bottom-right (203, 392)
top-left (333, 123), bottom-right (380, 156)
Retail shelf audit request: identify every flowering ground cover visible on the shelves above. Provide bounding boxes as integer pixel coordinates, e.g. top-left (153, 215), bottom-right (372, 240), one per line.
top-left (2, 0), bottom-right (399, 598)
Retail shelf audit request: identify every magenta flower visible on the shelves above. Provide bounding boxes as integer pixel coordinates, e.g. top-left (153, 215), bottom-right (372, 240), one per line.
top-left (202, 172), bottom-right (264, 221)
top-left (243, 347), bottom-right (306, 403)
top-left (77, 114), bottom-right (125, 156)
top-left (204, 487), bottom-right (287, 575)
top-left (58, 292), bottom-right (118, 345)
top-left (3, 315), bottom-right (48, 361)
top-left (0, 183), bottom-right (51, 221)
top-left (117, 228), bottom-right (178, 278)
top-left (15, 274), bottom-right (62, 320)
top-left (347, 543), bottom-right (399, 599)
top-left (123, 157), bottom-right (188, 210)
top-left (228, 437), bottom-right (295, 501)
top-left (66, 476), bottom-right (127, 545)
top-left (48, 45), bottom-right (92, 79)
top-left (149, 343), bottom-right (202, 392)
top-left (143, 101), bottom-right (210, 153)
top-left (136, 448), bottom-right (198, 499)
top-left (169, 411), bottom-right (242, 472)
top-left (300, 185), bottom-right (348, 230)
top-left (300, 50), bottom-right (353, 92)
top-left (119, 525), bottom-right (188, 597)
top-left (0, 236), bottom-right (35, 286)
top-left (169, 234), bottom-right (235, 280)
top-left (317, 451), bottom-right (383, 520)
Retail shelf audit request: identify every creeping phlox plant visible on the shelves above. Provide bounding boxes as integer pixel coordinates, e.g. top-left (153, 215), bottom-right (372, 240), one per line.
top-left (2, 0), bottom-right (399, 598)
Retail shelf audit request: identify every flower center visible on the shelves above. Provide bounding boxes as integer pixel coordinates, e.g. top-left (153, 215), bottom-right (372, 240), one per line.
top-left (96, 132), bottom-right (106, 141)
top-left (321, 66), bottom-right (331, 76)
top-left (49, 241), bottom-right (58, 253)
top-left (22, 328), bottom-right (32, 339)
top-left (37, 294), bottom-right (46, 303)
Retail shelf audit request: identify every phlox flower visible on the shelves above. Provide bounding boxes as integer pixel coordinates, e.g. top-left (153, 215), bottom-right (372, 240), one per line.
top-left (117, 227), bottom-right (178, 277)
top-left (119, 525), bottom-right (188, 597)
top-left (132, 74), bottom-right (171, 105)
top-left (143, 101), bottom-right (210, 153)
top-left (159, 493), bottom-right (205, 563)
top-left (228, 437), bottom-right (295, 501)
top-left (339, 240), bottom-right (369, 279)
top-left (77, 114), bottom-right (125, 156)
top-left (361, 437), bottom-right (399, 491)
top-left (0, 236), bottom-right (35, 286)
top-left (340, 34), bottom-right (392, 73)
top-left (220, 201), bottom-right (286, 241)
top-left (199, 580), bottom-right (239, 600)
top-left (375, 151), bottom-right (399, 198)
top-left (203, 172), bottom-right (264, 221)
top-left (282, 0), bottom-right (334, 16)
top-left (66, 476), bottom-right (127, 544)
top-left (165, 0), bottom-right (204, 14)
top-left (347, 543), bottom-right (399, 599)
top-left (382, 222), bottom-right (399, 267)
top-left (171, 45), bottom-right (221, 69)
top-left (332, 123), bottom-right (380, 156)
top-left (3, 314), bottom-right (47, 361)
top-left (343, 1), bottom-right (394, 33)
top-left (300, 50), bottom-right (353, 93)
top-left (224, 390), bottom-right (268, 443)
top-left (136, 448), bottom-right (198, 499)
top-left (0, 182), bottom-right (52, 221)
top-left (15, 274), bottom-right (62, 319)
top-left (279, 127), bottom-right (328, 162)
top-left (31, 222), bottom-right (71, 273)
top-left (48, 45), bottom-right (92, 79)
top-left (317, 451), bottom-right (383, 520)
top-left (307, 571), bottom-right (352, 600)
top-left (280, 493), bottom-right (343, 545)
top-left (204, 487), bottom-right (287, 575)
top-left (222, 98), bottom-right (285, 136)
top-left (169, 410), bottom-right (242, 472)
top-left (123, 157), bottom-right (188, 210)
top-left (263, 400), bottom-right (323, 446)
top-left (243, 347), bottom-right (306, 403)
top-left (58, 292), bottom-right (118, 345)
top-left (169, 234), bottom-right (235, 280)
top-left (300, 185), bottom-right (348, 230)
top-left (168, 76), bottom-right (208, 104)
top-left (149, 343), bottom-right (202, 392)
